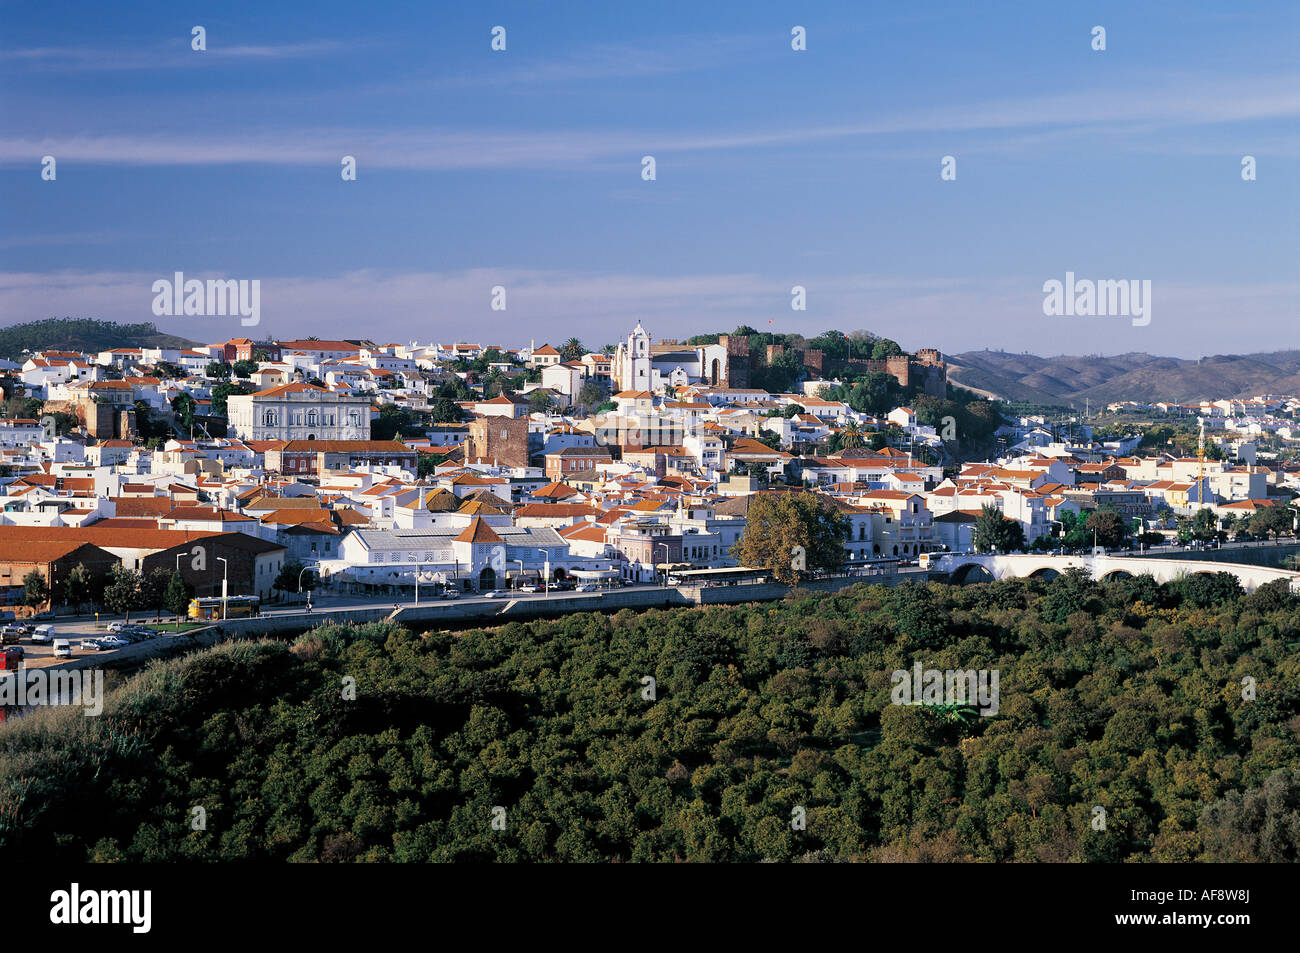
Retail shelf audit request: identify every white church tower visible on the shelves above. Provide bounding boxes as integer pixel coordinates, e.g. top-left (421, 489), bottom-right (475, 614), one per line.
top-left (615, 321), bottom-right (653, 392)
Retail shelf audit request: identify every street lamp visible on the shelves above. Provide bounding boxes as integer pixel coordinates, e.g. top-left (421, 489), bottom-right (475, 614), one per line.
top-left (537, 549), bottom-right (550, 596)
top-left (298, 564), bottom-right (318, 611)
top-left (513, 559), bottom-right (524, 592)
top-left (216, 556), bottom-right (228, 619)
top-left (655, 543), bottom-right (670, 587)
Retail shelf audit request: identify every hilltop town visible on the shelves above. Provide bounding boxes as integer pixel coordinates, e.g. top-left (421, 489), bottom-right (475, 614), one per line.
top-left (0, 321), bottom-right (1296, 612)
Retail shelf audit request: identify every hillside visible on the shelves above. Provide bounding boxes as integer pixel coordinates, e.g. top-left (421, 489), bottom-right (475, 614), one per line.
top-left (2, 575), bottom-right (1297, 863)
top-left (948, 349), bottom-right (1300, 406)
top-left (0, 318), bottom-right (200, 361)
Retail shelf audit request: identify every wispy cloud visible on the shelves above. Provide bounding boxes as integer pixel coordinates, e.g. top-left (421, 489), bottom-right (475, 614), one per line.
top-left (4, 73), bottom-right (1294, 170)
top-left (0, 39), bottom-right (349, 72)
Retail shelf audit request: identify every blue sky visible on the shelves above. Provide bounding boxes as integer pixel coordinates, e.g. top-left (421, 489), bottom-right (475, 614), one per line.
top-left (1, 0), bottom-right (1297, 358)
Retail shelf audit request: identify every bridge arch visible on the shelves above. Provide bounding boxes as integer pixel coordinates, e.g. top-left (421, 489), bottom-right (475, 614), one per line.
top-left (1027, 567), bottom-right (1060, 581)
top-left (950, 562), bottom-right (996, 585)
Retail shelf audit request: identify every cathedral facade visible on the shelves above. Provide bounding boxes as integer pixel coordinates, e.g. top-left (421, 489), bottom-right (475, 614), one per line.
top-left (612, 322), bottom-right (748, 393)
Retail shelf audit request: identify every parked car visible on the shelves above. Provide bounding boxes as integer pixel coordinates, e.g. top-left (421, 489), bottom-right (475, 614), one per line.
top-left (1, 626), bottom-right (24, 645)
top-left (80, 638), bottom-right (105, 651)
top-left (552, 580), bottom-right (576, 591)
top-left (52, 639), bottom-right (73, 658)
top-left (484, 589), bottom-right (510, 598)
top-left (517, 584), bottom-right (539, 593)
top-left (99, 635), bottom-right (130, 648)
top-left (107, 622), bottom-right (127, 633)
top-left (440, 587), bottom-right (460, 600)
top-left (31, 625), bottom-right (54, 644)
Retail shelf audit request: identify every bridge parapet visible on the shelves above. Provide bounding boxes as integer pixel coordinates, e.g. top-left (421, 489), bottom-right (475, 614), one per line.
top-left (929, 553), bottom-right (1300, 593)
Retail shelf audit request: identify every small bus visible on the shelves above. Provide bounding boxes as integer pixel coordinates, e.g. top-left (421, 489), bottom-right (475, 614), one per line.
top-left (188, 595), bottom-right (262, 620)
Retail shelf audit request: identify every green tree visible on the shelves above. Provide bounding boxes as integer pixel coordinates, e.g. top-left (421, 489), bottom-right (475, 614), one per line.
top-left (431, 398), bottom-right (463, 423)
top-left (576, 381), bottom-right (606, 414)
top-left (171, 392), bottom-right (197, 431)
top-left (559, 338), bottom-right (585, 362)
top-left (210, 381), bottom-right (252, 417)
top-left (1200, 768), bottom-right (1300, 862)
top-left (1249, 503), bottom-right (1295, 540)
top-left (839, 421), bottom-right (866, 451)
top-left (164, 570), bottom-right (194, 618)
top-left (205, 361), bottom-right (231, 379)
top-left (103, 566), bottom-right (143, 621)
top-left (274, 561), bottom-right (314, 596)
top-left (141, 567), bottom-right (173, 621)
top-left (973, 503), bottom-right (1025, 553)
top-left (730, 491), bottom-right (849, 585)
top-left (62, 563), bottom-right (94, 610)
top-left (1178, 507), bottom-right (1219, 543)
top-left (1084, 510), bottom-right (1128, 549)
top-left (21, 569), bottom-right (49, 609)
top-left (232, 359), bottom-right (258, 379)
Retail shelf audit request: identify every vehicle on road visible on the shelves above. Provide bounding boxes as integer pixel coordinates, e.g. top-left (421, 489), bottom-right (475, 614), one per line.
top-left (1, 626), bottom-right (23, 645)
top-left (517, 584), bottom-right (539, 593)
top-left (189, 595), bottom-right (261, 620)
top-left (484, 589), bottom-right (510, 598)
top-left (575, 583), bottom-right (597, 592)
top-left (31, 625), bottom-right (54, 644)
top-left (52, 639), bottom-right (72, 658)
top-left (441, 588), bottom-right (460, 600)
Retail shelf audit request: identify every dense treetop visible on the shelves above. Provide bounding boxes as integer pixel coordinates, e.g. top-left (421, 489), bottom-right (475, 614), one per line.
top-left (2, 570), bottom-right (1297, 862)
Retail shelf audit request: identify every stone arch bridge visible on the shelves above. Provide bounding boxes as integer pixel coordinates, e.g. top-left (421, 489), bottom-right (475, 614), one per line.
top-left (928, 553), bottom-right (1300, 593)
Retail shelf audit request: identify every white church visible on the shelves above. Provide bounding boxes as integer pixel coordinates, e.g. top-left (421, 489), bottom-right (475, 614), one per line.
top-left (612, 322), bottom-right (737, 393)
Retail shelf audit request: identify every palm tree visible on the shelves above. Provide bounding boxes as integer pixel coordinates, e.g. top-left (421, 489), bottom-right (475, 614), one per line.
top-left (840, 421), bottom-right (865, 451)
top-left (560, 338), bottom-right (585, 362)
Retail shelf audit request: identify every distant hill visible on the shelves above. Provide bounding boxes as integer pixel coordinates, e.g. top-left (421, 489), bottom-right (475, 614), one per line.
top-left (0, 318), bottom-right (200, 362)
top-left (947, 349), bottom-right (1300, 406)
